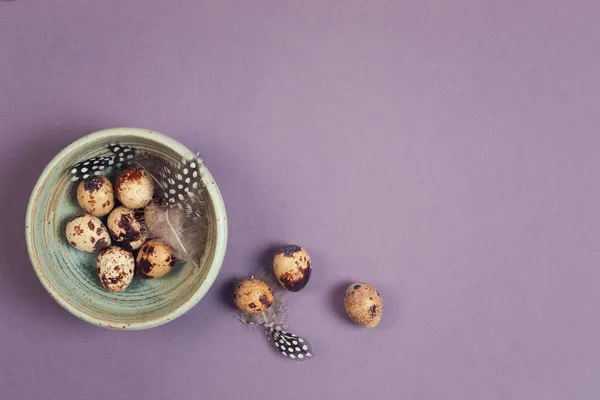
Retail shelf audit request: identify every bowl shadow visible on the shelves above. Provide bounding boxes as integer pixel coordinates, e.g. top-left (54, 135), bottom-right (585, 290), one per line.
top-left (0, 127), bottom-right (101, 326)
top-left (197, 134), bottom-right (289, 313)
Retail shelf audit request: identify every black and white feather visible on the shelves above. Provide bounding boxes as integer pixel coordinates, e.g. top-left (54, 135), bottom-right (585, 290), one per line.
top-left (238, 269), bottom-right (286, 326)
top-left (70, 143), bottom-right (208, 265)
top-left (70, 144), bottom-right (204, 214)
top-left (266, 324), bottom-right (314, 361)
top-left (156, 156), bottom-right (204, 218)
top-left (238, 269), bottom-right (314, 361)
top-left (131, 153), bottom-right (207, 265)
top-left (70, 143), bottom-right (136, 181)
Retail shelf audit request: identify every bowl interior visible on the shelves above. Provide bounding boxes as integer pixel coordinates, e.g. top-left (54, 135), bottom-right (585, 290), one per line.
top-left (27, 130), bottom-right (225, 329)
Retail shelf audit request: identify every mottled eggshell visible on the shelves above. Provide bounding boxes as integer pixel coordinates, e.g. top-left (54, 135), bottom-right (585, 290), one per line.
top-left (65, 214), bottom-right (111, 253)
top-left (107, 205), bottom-right (147, 250)
top-left (273, 245), bottom-right (312, 292)
top-left (344, 283), bottom-right (383, 328)
top-left (76, 176), bottom-right (115, 217)
top-left (96, 246), bottom-right (135, 292)
top-left (233, 278), bottom-right (274, 314)
top-left (136, 239), bottom-right (174, 279)
top-left (115, 167), bottom-right (154, 209)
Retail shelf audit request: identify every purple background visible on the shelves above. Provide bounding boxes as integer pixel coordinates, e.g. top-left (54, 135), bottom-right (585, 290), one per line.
top-left (1, 1), bottom-right (599, 399)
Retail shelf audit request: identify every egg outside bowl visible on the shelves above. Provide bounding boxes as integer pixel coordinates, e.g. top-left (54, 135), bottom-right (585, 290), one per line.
top-left (25, 128), bottom-right (227, 330)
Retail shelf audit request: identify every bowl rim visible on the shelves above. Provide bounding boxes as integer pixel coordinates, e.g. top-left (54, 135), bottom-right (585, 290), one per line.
top-left (25, 127), bottom-right (228, 330)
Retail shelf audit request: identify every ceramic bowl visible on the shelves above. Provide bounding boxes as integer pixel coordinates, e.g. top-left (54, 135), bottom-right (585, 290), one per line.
top-left (25, 128), bottom-right (227, 329)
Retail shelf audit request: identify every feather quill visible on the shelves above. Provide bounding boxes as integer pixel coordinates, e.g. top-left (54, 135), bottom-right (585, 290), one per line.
top-left (238, 268), bottom-right (287, 326)
top-left (70, 144), bottom-right (207, 265)
top-left (144, 200), bottom-right (206, 264)
top-left (131, 152), bottom-right (207, 266)
top-left (237, 268), bottom-right (315, 361)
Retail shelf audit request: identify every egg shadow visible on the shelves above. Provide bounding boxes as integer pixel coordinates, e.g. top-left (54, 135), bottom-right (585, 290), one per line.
top-left (216, 277), bottom-right (239, 312)
top-left (0, 125), bottom-right (102, 328)
top-left (329, 280), bottom-right (357, 327)
top-left (330, 280), bottom-right (399, 330)
top-left (256, 243), bottom-right (287, 272)
top-left (214, 242), bottom-right (283, 313)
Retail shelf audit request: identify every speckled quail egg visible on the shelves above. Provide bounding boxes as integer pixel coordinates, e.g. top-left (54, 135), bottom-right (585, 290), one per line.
top-left (115, 167), bottom-right (154, 209)
top-left (76, 176), bottom-right (115, 217)
top-left (96, 246), bottom-right (135, 292)
top-left (273, 245), bottom-right (312, 292)
top-left (107, 205), bottom-right (147, 250)
top-left (65, 214), bottom-right (111, 253)
top-left (136, 239), bottom-right (174, 279)
top-left (233, 278), bottom-right (274, 314)
top-left (344, 283), bottom-right (382, 328)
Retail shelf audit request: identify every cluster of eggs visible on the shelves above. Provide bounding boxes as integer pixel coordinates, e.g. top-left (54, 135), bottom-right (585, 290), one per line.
top-left (65, 168), bottom-right (175, 292)
top-left (233, 245), bottom-right (383, 328)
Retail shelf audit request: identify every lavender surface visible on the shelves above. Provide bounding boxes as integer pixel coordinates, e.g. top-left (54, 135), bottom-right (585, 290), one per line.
top-left (1, 1), bottom-right (599, 399)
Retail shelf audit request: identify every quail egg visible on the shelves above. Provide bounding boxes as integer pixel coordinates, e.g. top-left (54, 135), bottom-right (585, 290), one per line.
top-left (107, 205), bottom-right (147, 250)
top-left (96, 246), bottom-right (135, 292)
top-left (344, 283), bottom-right (382, 328)
top-left (273, 245), bottom-right (312, 292)
top-left (115, 167), bottom-right (154, 209)
top-left (65, 214), bottom-right (111, 253)
top-left (76, 176), bottom-right (115, 217)
top-left (136, 239), bottom-right (174, 279)
top-left (233, 278), bottom-right (274, 314)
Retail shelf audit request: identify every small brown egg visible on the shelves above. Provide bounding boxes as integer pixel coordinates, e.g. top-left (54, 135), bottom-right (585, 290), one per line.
top-left (76, 176), bottom-right (115, 217)
top-left (107, 206), bottom-right (147, 250)
top-left (273, 245), bottom-right (312, 292)
top-left (96, 246), bottom-right (135, 292)
top-left (344, 283), bottom-right (383, 328)
top-left (115, 167), bottom-right (154, 209)
top-left (136, 239), bottom-right (174, 279)
top-left (233, 278), bottom-right (274, 314)
top-left (65, 214), bottom-right (111, 253)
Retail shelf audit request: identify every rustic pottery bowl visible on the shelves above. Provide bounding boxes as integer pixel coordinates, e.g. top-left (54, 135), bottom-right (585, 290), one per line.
top-left (25, 128), bottom-right (227, 329)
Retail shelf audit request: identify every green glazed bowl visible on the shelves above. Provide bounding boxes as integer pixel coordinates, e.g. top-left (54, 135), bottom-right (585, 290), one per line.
top-left (25, 128), bottom-right (227, 330)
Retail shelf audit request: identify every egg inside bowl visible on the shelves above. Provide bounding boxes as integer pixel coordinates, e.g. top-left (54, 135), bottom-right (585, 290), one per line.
top-left (25, 128), bottom-right (227, 329)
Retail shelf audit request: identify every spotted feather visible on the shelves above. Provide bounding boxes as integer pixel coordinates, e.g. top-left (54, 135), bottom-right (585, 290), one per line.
top-left (266, 324), bottom-right (314, 361)
top-left (70, 143), bottom-right (136, 181)
top-left (156, 156), bottom-right (204, 218)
